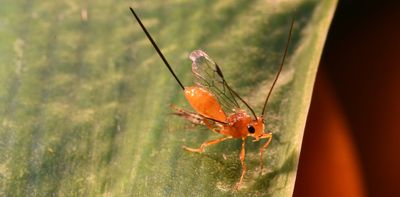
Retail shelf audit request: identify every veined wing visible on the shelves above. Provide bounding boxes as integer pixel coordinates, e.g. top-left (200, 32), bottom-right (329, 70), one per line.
top-left (189, 50), bottom-right (240, 115)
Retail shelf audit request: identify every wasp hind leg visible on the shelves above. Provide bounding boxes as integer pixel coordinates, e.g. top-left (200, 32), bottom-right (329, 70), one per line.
top-left (171, 105), bottom-right (223, 134)
top-left (170, 105), bottom-right (205, 126)
top-left (183, 136), bottom-right (231, 153)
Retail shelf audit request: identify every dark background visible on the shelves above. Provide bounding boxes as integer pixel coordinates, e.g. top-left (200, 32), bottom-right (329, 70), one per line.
top-left (294, 1), bottom-right (400, 196)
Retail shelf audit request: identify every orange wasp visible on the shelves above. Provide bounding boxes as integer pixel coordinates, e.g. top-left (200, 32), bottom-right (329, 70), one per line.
top-left (129, 7), bottom-right (294, 189)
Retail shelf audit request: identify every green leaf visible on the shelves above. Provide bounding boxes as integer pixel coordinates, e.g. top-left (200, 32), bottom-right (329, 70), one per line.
top-left (0, 0), bottom-right (337, 196)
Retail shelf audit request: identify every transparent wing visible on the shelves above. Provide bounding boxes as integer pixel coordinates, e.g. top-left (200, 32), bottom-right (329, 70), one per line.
top-left (189, 50), bottom-right (240, 115)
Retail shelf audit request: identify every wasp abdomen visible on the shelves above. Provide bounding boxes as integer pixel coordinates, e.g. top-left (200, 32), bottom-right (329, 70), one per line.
top-left (184, 86), bottom-right (227, 123)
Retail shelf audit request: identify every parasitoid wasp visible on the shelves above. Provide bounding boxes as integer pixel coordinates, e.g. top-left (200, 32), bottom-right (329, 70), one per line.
top-left (129, 7), bottom-right (294, 189)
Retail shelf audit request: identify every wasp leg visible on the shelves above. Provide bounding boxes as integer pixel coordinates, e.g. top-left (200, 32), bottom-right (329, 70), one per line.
top-left (259, 132), bottom-right (273, 175)
top-left (183, 136), bottom-right (231, 153)
top-left (170, 105), bottom-right (205, 126)
top-left (171, 105), bottom-right (223, 134)
top-left (235, 138), bottom-right (247, 190)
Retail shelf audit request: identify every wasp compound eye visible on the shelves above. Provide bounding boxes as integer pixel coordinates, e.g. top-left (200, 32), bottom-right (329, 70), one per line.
top-left (247, 125), bottom-right (255, 134)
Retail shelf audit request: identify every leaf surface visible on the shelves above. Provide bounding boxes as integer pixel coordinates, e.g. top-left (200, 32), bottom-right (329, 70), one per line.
top-left (0, 0), bottom-right (337, 196)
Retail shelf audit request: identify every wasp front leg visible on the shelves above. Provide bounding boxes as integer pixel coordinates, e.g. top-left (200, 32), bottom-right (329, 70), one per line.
top-left (235, 138), bottom-right (247, 190)
top-left (259, 132), bottom-right (273, 175)
top-left (183, 136), bottom-right (231, 153)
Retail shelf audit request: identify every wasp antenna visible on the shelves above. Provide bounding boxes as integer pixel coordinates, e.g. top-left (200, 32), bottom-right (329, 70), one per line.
top-left (129, 7), bottom-right (185, 90)
top-left (261, 18), bottom-right (294, 118)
